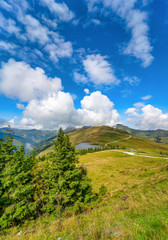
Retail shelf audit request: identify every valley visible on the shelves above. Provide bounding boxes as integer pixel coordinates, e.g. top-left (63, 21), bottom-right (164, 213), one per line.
top-left (0, 125), bottom-right (168, 240)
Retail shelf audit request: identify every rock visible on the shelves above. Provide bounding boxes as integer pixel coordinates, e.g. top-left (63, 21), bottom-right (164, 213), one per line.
top-left (18, 230), bottom-right (22, 236)
top-left (114, 232), bottom-right (121, 237)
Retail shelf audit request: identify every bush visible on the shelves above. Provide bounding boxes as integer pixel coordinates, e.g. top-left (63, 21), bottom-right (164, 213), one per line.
top-left (99, 184), bottom-right (107, 196)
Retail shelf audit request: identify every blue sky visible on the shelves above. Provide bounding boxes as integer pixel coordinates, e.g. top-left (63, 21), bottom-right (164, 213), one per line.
top-left (0, 0), bottom-right (168, 130)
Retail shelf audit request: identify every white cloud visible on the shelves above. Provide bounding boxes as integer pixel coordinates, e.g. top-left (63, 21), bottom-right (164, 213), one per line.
top-left (0, 0), bottom-right (12, 11)
top-left (74, 91), bottom-right (120, 127)
top-left (41, 15), bottom-right (57, 29)
top-left (21, 15), bottom-right (73, 60)
top-left (124, 76), bottom-right (140, 86)
top-left (0, 59), bottom-right (62, 101)
top-left (21, 91), bottom-right (120, 129)
top-left (24, 15), bottom-right (49, 45)
top-left (138, 105), bottom-right (168, 130)
top-left (20, 118), bottom-right (43, 130)
top-left (23, 91), bottom-right (75, 129)
top-left (8, 0), bottom-right (29, 12)
top-left (133, 102), bottom-right (145, 108)
top-left (0, 41), bottom-right (17, 53)
top-left (124, 9), bottom-right (153, 67)
top-left (86, 0), bottom-right (153, 67)
top-left (73, 72), bottom-right (88, 84)
top-left (81, 91), bottom-right (114, 111)
top-left (83, 54), bottom-right (120, 85)
top-left (16, 103), bottom-right (25, 110)
top-left (84, 88), bottom-right (90, 94)
top-left (0, 13), bottom-right (22, 38)
top-left (141, 95), bottom-right (152, 100)
top-left (125, 104), bottom-right (168, 130)
top-left (40, 0), bottom-right (75, 21)
top-left (92, 19), bottom-right (101, 25)
top-left (125, 107), bottom-right (139, 117)
top-left (0, 2), bottom-right (73, 63)
top-left (44, 40), bottom-right (73, 62)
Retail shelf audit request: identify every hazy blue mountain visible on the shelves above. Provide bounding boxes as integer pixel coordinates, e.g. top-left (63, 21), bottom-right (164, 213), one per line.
top-left (0, 128), bottom-right (57, 153)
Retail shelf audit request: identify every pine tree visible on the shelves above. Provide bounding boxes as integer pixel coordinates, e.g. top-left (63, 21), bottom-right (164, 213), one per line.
top-left (0, 126), bottom-right (36, 228)
top-left (33, 128), bottom-right (95, 215)
top-left (0, 126), bottom-right (16, 219)
top-left (0, 138), bottom-right (5, 217)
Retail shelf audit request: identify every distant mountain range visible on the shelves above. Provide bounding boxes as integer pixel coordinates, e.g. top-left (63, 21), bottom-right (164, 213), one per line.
top-left (0, 128), bottom-right (57, 154)
top-left (116, 124), bottom-right (168, 143)
top-left (1, 124), bottom-right (168, 154)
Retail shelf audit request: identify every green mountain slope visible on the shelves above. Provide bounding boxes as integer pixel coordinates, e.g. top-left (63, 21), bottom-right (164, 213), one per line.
top-left (68, 125), bottom-right (129, 145)
top-left (116, 124), bottom-right (168, 143)
top-left (39, 125), bottom-right (168, 157)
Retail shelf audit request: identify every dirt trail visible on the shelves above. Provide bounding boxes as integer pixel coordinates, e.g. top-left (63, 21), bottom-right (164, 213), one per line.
top-left (105, 135), bottom-right (131, 147)
top-left (115, 150), bottom-right (168, 159)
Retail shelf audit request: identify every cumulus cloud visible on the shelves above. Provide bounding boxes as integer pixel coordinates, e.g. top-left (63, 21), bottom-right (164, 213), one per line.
top-left (23, 91), bottom-right (75, 129)
top-left (125, 107), bottom-right (139, 117)
top-left (0, 59), bottom-right (62, 101)
top-left (75, 91), bottom-right (120, 127)
top-left (86, 0), bottom-right (153, 67)
top-left (83, 54), bottom-right (120, 85)
top-left (21, 91), bottom-right (120, 129)
top-left (0, 59), bottom-right (120, 130)
top-left (84, 88), bottom-right (90, 94)
top-left (40, 0), bottom-right (74, 21)
top-left (125, 104), bottom-right (168, 130)
top-left (141, 95), bottom-right (152, 100)
top-left (20, 118), bottom-right (43, 130)
top-left (124, 76), bottom-right (140, 86)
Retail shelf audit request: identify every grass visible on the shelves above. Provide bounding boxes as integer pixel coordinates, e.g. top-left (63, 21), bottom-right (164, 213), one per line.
top-left (39, 126), bottom-right (168, 157)
top-left (1, 150), bottom-right (168, 240)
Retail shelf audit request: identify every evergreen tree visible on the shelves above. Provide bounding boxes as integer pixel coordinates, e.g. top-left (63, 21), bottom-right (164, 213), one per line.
top-left (0, 126), bottom-right (36, 228)
top-left (33, 128), bottom-right (95, 214)
top-left (0, 138), bottom-right (5, 217)
top-left (0, 126), bottom-right (16, 219)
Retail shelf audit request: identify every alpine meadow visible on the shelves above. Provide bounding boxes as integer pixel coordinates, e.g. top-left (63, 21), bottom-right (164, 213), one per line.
top-left (0, 0), bottom-right (168, 239)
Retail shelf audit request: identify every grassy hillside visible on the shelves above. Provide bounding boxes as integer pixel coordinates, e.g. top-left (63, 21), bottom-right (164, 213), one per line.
top-left (117, 124), bottom-right (168, 143)
top-left (39, 126), bottom-right (129, 156)
top-left (68, 126), bottom-right (128, 145)
top-left (1, 150), bottom-right (168, 239)
top-left (39, 126), bottom-right (168, 157)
